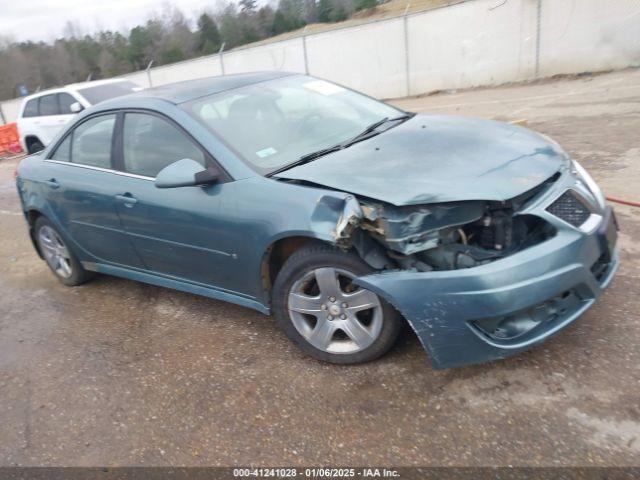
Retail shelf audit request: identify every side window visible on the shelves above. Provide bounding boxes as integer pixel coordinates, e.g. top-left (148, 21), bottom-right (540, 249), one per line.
top-left (51, 135), bottom-right (71, 162)
top-left (123, 113), bottom-right (206, 178)
top-left (23, 99), bottom-right (39, 118)
top-left (71, 115), bottom-right (116, 169)
top-left (39, 94), bottom-right (59, 116)
top-left (58, 93), bottom-right (78, 114)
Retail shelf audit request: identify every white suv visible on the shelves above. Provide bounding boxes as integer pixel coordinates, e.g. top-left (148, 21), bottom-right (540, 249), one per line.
top-left (17, 79), bottom-right (142, 154)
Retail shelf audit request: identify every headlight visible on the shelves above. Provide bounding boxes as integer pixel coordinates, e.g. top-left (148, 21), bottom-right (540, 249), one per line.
top-left (572, 160), bottom-right (606, 210)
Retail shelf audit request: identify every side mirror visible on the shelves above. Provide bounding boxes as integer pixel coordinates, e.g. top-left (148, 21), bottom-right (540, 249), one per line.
top-left (70, 102), bottom-right (84, 113)
top-left (155, 158), bottom-right (220, 189)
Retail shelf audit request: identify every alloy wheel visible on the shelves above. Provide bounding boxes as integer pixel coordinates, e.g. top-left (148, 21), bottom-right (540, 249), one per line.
top-left (287, 267), bottom-right (383, 354)
top-left (38, 225), bottom-right (73, 279)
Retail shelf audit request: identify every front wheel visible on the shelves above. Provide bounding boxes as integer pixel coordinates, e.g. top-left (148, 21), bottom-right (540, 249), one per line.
top-left (272, 244), bottom-right (402, 364)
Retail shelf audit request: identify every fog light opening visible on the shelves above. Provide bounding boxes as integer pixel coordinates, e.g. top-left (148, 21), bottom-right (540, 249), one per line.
top-left (474, 314), bottom-right (541, 341)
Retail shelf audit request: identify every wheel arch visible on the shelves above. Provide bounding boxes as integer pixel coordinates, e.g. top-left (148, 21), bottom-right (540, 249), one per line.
top-left (260, 234), bottom-right (335, 301)
top-left (24, 135), bottom-right (43, 153)
top-left (25, 208), bottom-right (46, 258)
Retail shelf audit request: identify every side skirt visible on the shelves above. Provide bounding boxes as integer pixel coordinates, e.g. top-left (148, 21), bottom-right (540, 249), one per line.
top-left (82, 262), bottom-right (270, 315)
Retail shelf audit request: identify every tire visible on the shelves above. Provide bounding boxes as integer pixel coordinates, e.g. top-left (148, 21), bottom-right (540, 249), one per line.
top-left (272, 244), bottom-right (402, 364)
top-left (34, 217), bottom-right (94, 286)
top-left (27, 139), bottom-right (44, 154)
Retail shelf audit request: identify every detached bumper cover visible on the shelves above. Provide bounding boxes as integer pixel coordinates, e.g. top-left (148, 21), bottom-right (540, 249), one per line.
top-left (355, 207), bottom-right (619, 369)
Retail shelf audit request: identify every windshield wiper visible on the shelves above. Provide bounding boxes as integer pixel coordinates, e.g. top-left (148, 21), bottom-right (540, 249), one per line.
top-left (268, 144), bottom-right (344, 176)
top-left (342, 113), bottom-right (414, 148)
top-left (267, 112), bottom-right (415, 177)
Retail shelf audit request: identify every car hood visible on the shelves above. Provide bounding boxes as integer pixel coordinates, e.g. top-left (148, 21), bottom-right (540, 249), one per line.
top-left (277, 114), bottom-right (568, 206)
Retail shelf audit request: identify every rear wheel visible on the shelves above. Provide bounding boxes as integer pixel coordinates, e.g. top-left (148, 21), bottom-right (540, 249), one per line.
top-left (273, 244), bottom-right (401, 364)
top-left (27, 138), bottom-right (44, 154)
top-left (35, 217), bottom-right (94, 286)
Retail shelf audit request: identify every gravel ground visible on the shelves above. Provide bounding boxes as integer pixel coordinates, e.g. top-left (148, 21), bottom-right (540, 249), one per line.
top-left (0, 69), bottom-right (638, 467)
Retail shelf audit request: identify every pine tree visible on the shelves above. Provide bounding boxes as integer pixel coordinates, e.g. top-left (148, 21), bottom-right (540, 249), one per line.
top-left (196, 13), bottom-right (221, 55)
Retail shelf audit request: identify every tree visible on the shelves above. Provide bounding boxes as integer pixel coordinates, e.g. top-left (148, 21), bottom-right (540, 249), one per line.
top-left (127, 24), bottom-right (154, 69)
top-left (196, 13), bottom-right (221, 54)
top-left (160, 42), bottom-right (185, 63)
top-left (255, 6), bottom-right (276, 37)
top-left (0, 0), bottom-right (371, 102)
top-left (317, 0), bottom-right (333, 23)
top-left (218, 4), bottom-right (244, 48)
top-left (272, 0), bottom-right (306, 35)
top-left (331, 4), bottom-right (349, 22)
top-left (355, 0), bottom-right (378, 11)
top-left (238, 18), bottom-right (260, 45)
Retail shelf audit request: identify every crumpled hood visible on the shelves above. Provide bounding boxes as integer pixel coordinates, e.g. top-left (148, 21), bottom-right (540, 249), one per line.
top-left (278, 114), bottom-right (568, 206)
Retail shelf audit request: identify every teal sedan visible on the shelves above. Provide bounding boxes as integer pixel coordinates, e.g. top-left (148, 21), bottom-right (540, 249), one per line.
top-left (16, 72), bottom-right (619, 369)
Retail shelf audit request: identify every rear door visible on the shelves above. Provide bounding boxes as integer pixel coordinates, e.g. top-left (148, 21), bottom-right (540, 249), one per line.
top-left (111, 111), bottom-right (238, 290)
top-left (18, 98), bottom-right (40, 149)
top-left (43, 113), bottom-right (144, 267)
top-left (36, 94), bottom-right (65, 145)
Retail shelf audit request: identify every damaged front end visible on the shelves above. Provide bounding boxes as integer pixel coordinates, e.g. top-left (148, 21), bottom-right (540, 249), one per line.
top-left (329, 169), bottom-right (619, 369)
top-left (337, 173), bottom-right (559, 274)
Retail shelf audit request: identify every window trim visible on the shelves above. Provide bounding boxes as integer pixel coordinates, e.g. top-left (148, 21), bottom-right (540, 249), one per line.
top-left (44, 158), bottom-right (156, 181)
top-left (45, 108), bottom-right (232, 183)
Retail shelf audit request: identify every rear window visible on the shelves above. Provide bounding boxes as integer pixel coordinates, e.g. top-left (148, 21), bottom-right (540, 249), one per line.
top-left (77, 81), bottom-right (139, 105)
top-left (23, 99), bottom-right (39, 118)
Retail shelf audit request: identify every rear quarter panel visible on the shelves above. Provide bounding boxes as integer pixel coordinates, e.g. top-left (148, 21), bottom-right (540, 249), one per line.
top-left (16, 154), bottom-right (53, 216)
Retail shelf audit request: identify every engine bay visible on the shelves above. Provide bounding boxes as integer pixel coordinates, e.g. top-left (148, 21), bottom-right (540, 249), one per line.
top-left (342, 175), bottom-right (560, 272)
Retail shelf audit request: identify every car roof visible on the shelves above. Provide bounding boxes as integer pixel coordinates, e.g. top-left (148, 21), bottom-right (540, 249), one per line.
top-left (120, 71), bottom-right (295, 105)
top-left (21, 78), bottom-right (135, 102)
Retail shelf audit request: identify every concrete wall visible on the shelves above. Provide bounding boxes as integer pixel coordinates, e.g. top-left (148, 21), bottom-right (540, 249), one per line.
top-left (407, 0), bottom-right (538, 94)
top-left (3, 0), bottom-right (639, 123)
top-left (0, 98), bottom-right (23, 124)
top-left (223, 37), bottom-right (307, 75)
top-left (306, 17), bottom-right (407, 99)
top-left (539, 0), bottom-right (640, 76)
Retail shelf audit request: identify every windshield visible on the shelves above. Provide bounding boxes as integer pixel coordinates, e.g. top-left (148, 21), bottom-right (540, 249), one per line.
top-left (78, 81), bottom-right (141, 105)
top-left (183, 75), bottom-right (402, 174)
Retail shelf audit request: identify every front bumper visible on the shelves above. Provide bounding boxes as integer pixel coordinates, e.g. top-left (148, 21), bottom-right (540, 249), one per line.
top-left (355, 202), bottom-right (620, 370)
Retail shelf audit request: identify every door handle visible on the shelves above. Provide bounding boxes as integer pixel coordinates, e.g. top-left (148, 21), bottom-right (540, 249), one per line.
top-left (44, 178), bottom-right (60, 189)
top-left (115, 193), bottom-right (138, 207)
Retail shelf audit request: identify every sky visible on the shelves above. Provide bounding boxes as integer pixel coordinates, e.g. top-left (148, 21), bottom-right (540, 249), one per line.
top-left (0, 0), bottom-right (236, 43)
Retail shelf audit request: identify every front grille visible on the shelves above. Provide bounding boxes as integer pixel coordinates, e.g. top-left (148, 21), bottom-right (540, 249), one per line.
top-left (546, 191), bottom-right (591, 227)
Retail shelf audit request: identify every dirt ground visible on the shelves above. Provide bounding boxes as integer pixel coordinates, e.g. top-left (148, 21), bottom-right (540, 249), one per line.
top-left (0, 69), bottom-right (638, 467)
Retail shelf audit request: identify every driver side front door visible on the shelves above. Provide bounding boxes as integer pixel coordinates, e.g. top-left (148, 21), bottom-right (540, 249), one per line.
top-left (111, 111), bottom-right (240, 293)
